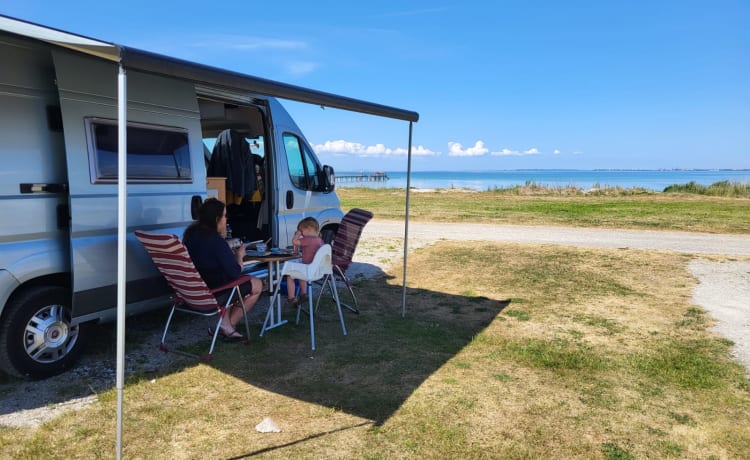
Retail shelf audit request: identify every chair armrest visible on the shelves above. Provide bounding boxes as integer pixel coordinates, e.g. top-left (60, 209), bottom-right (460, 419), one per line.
top-left (209, 274), bottom-right (255, 294)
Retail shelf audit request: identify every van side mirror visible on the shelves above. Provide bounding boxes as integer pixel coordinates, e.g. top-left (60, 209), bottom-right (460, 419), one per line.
top-left (321, 165), bottom-right (335, 192)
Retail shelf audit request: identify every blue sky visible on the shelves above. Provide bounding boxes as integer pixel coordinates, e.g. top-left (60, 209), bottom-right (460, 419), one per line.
top-left (3, 1), bottom-right (748, 171)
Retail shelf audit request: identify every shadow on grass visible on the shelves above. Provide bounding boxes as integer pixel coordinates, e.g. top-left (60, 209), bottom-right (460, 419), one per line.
top-left (0, 267), bottom-right (510, 428)
top-left (202, 274), bottom-right (510, 425)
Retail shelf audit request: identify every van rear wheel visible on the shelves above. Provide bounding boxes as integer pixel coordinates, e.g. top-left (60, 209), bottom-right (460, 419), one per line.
top-left (0, 286), bottom-right (89, 379)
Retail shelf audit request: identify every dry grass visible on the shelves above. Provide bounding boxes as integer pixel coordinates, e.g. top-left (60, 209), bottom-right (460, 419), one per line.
top-left (2, 243), bottom-right (750, 459)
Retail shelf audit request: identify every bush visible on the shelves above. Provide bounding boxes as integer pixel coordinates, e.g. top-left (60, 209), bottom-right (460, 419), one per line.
top-left (663, 181), bottom-right (750, 198)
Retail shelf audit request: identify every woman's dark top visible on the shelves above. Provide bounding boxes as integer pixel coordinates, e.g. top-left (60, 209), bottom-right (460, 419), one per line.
top-left (183, 228), bottom-right (240, 288)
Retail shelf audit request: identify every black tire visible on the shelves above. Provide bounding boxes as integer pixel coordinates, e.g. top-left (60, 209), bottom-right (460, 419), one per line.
top-left (0, 286), bottom-right (90, 379)
top-left (321, 226), bottom-right (337, 245)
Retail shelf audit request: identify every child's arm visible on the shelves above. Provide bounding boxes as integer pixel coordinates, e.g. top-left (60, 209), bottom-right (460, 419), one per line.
top-left (292, 230), bottom-right (303, 251)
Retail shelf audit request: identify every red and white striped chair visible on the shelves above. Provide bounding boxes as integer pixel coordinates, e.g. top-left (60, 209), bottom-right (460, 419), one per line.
top-left (135, 230), bottom-right (252, 360)
top-left (316, 208), bottom-right (373, 314)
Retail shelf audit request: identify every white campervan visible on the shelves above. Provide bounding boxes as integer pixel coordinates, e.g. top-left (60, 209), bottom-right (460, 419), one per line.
top-left (0, 16), bottom-right (418, 378)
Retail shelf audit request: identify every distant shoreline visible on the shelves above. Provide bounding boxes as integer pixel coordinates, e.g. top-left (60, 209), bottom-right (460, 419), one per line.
top-left (339, 168), bottom-right (750, 173)
top-left (335, 169), bottom-right (750, 192)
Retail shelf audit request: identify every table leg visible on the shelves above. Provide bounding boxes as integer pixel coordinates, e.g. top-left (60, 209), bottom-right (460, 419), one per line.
top-left (260, 259), bottom-right (288, 335)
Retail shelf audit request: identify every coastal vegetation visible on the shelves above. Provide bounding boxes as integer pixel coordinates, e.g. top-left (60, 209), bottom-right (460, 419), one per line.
top-left (338, 182), bottom-right (750, 234)
top-left (663, 180), bottom-right (750, 197)
top-left (493, 180), bottom-right (750, 198)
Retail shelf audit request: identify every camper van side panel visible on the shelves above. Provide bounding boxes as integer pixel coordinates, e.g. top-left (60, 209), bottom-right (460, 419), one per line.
top-left (0, 35), bottom-right (69, 314)
top-left (51, 50), bottom-right (205, 319)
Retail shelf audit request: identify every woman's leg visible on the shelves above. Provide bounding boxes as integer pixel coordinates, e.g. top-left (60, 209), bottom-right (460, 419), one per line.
top-left (229, 277), bottom-right (262, 327)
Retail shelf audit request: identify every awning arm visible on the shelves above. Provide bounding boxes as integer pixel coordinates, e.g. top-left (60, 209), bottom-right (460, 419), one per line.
top-left (401, 122), bottom-right (414, 317)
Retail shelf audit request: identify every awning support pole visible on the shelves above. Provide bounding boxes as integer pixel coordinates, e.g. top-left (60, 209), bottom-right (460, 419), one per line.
top-left (115, 63), bottom-right (127, 460)
top-left (401, 122), bottom-right (413, 318)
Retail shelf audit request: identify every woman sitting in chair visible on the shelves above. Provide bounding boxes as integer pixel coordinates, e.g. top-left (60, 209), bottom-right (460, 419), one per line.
top-left (183, 198), bottom-right (262, 340)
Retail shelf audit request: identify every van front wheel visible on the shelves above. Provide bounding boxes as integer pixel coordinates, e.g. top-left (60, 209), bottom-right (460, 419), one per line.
top-left (0, 286), bottom-right (89, 379)
top-left (321, 226), bottom-right (337, 245)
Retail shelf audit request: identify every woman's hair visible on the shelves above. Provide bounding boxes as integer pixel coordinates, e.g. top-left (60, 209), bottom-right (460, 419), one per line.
top-left (184, 198), bottom-right (225, 240)
top-left (297, 217), bottom-right (320, 233)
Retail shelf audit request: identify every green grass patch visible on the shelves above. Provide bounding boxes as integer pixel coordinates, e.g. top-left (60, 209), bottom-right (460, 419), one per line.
top-left (339, 188), bottom-right (750, 234)
top-left (504, 337), bottom-right (611, 371)
top-left (504, 309), bottom-right (530, 321)
top-left (630, 338), bottom-right (737, 389)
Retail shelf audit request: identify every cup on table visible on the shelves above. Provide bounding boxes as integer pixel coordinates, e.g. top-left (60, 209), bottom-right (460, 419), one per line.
top-left (256, 242), bottom-right (267, 253)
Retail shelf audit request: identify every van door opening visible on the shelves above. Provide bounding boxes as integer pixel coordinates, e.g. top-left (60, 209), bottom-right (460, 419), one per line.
top-left (199, 98), bottom-right (272, 245)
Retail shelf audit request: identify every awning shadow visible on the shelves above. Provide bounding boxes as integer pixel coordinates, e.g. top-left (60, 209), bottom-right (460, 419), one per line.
top-left (0, 263), bottom-right (510, 428)
top-left (194, 273), bottom-right (511, 425)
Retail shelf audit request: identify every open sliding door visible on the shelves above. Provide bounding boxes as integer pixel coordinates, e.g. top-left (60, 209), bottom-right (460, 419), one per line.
top-left (52, 50), bottom-right (206, 320)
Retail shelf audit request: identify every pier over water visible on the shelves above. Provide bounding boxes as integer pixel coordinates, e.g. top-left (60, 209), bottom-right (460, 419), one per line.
top-left (336, 171), bottom-right (389, 183)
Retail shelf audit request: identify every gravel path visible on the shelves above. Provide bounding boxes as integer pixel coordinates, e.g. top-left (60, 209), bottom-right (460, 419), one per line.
top-left (362, 221), bottom-right (750, 256)
top-left (2, 221), bottom-right (749, 428)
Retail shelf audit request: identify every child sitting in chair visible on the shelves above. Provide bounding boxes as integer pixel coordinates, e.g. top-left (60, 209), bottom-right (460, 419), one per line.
top-left (285, 217), bottom-right (324, 308)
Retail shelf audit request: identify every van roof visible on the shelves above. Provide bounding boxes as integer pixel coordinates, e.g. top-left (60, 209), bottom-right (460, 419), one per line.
top-left (0, 14), bottom-right (419, 123)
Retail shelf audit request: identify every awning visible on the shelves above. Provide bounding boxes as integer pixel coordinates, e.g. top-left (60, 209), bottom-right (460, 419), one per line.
top-left (0, 14), bottom-right (418, 122)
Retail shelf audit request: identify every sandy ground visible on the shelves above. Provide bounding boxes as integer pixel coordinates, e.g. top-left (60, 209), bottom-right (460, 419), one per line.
top-left (2, 221), bottom-right (749, 428)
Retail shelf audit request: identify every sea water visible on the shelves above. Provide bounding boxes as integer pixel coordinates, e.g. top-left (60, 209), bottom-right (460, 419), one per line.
top-left (336, 170), bottom-right (750, 192)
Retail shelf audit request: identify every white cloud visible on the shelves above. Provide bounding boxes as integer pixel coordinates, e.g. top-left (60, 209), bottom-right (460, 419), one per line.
top-left (553, 149), bottom-right (561, 155)
top-left (191, 35), bottom-right (307, 51)
top-left (491, 147), bottom-right (541, 156)
top-left (313, 140), bottom-right (435, 157)
top-left (447, 140), bottom-right (489, 157)
top-left (391, 145), bottom-right (435, 156)
top-left (490, 148), bottom-right (519, 156)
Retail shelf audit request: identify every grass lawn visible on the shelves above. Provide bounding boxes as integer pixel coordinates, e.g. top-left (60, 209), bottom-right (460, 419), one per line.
top-left (338, 188), bottom-right (750, 234)
top-left (2, 242), bottom-right (749, 459)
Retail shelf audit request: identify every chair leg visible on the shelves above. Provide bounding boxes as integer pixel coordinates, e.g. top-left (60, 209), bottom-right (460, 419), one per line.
top-left (314, 274), bottom-right (331, 313)
top-left (329, 276), bottom-right (347, 336)
top-left (308, 284), bottom-right (315, 350)
top-left (316, 268), bottom-right (359, 315)
top-left (341, 281), bottom-right (359, 314)
top-left (262, 282), bottom-right (283, 337)
top-left (335, 266), bottom-right (359, 314)
top-left (231, 286), bottom-right (251, 341)
top-left (207, 316), bottom-right (223, 356)
top-left (295, 284), bottom-right (316, 350)
top-left (159, 305), bottom-right (178, 352)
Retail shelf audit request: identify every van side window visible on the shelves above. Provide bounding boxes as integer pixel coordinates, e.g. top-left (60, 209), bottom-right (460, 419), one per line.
top-left (87, 118), bottom-right (191, 183)
top-left (283, 133), bottom-right (322, 191)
